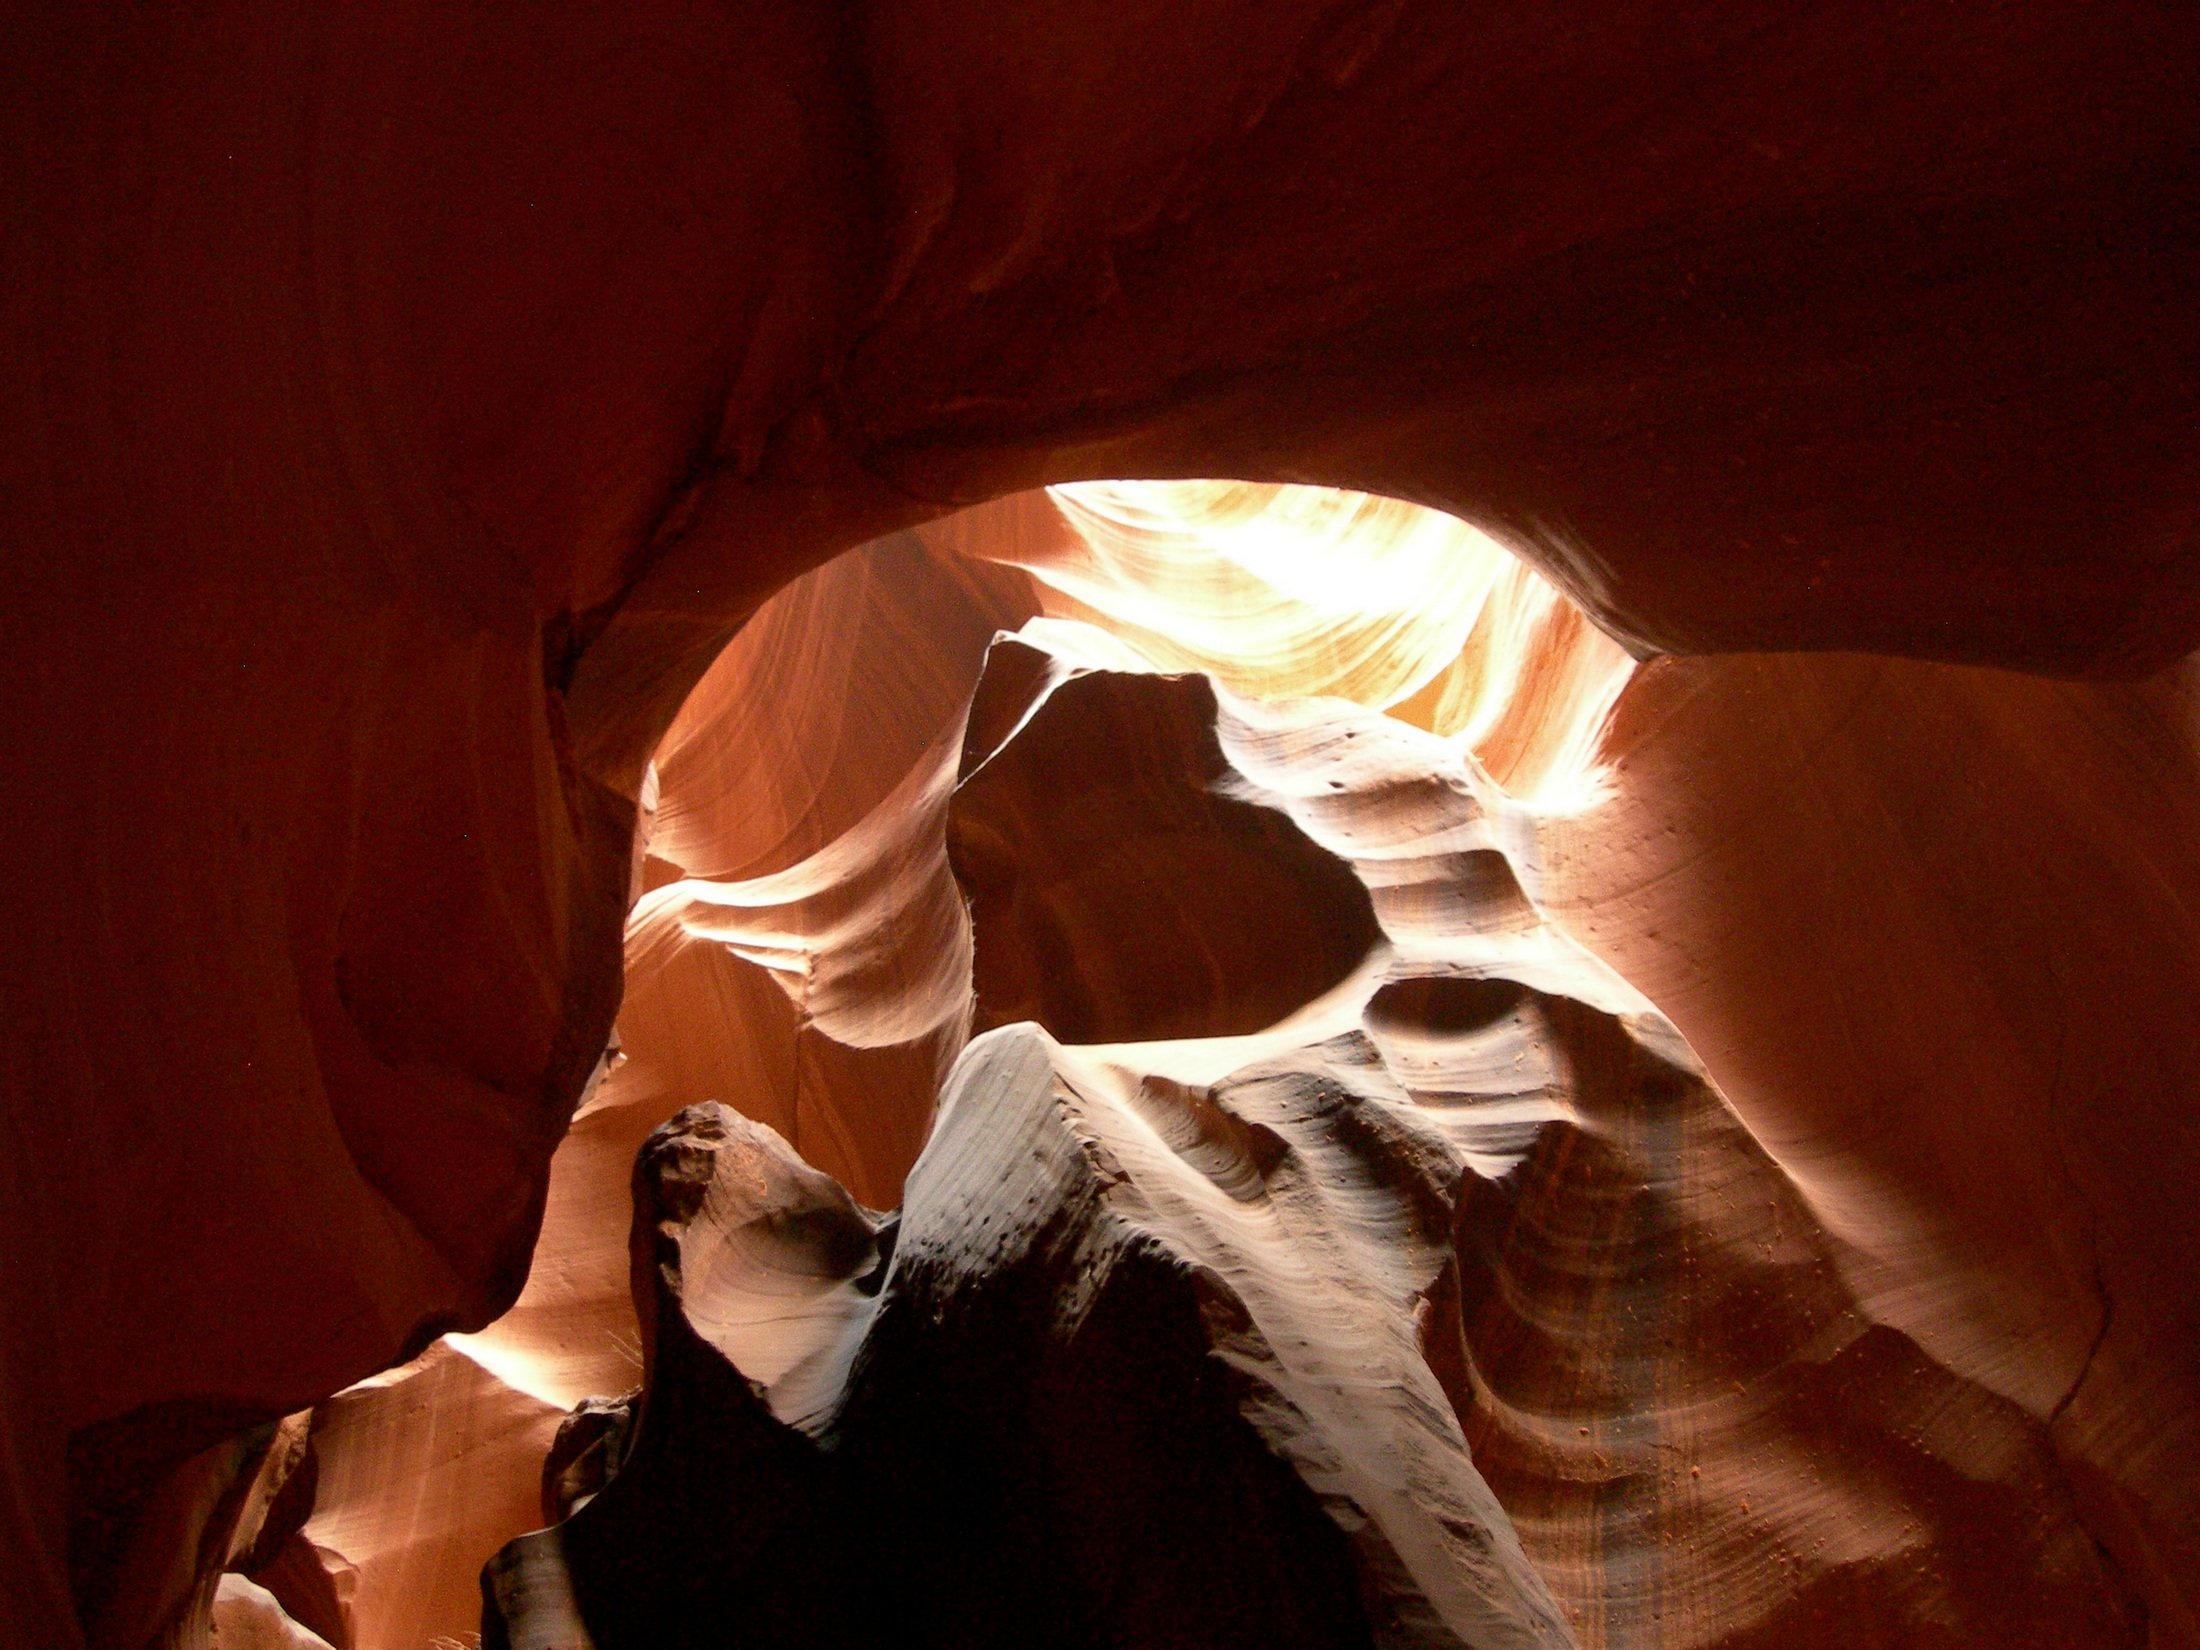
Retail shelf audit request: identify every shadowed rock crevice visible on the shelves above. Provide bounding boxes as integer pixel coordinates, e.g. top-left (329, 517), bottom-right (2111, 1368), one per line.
top-left (488, 1092), bottom-right (1386, 1650)
top-left (950, 641), bottom-right (1385, 1043)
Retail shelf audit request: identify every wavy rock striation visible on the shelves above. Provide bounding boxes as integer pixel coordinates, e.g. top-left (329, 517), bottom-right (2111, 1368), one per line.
top-left (12, 19), bottom-right (2199, 1642)
top-left (279, 530), bottom-right (1036, 1649)
top-left (488, 645), bottom-right (2148, 1649)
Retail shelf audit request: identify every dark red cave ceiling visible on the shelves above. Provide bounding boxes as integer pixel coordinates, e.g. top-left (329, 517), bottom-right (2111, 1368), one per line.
top-left (4, 6), bottom-right (2198, 1648)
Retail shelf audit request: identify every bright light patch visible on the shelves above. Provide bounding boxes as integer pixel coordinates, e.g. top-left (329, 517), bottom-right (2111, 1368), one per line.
top-left (1034, 480), bottom-right (1634, 811)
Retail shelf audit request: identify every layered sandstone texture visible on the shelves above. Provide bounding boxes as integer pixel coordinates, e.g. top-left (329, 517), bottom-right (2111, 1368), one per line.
top-left (31, 482), bottom-right (2200, 1648)
top-left (7, 9), bottom-right (2200, 1649)
top-left (486, 637), bottom-right (2160, 1648)
top-left (284, 484), bottom-right (1640, 1649)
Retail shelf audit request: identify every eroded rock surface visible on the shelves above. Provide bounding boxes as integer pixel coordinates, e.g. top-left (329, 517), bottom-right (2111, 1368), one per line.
top-left (12, 17), bottom-right (2200, 1642)
top-left (489, 652), bottom-right (2154, 1649)
top-left (1543, 652), bottom-right (2200, 1639)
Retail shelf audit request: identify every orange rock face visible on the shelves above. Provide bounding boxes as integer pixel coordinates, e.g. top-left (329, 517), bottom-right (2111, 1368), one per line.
top-left (1545, 653), bottom-right (2200, 1641)
top-left (26, 474), bottom-right (2200, 1646)
top-left (481, 636), bottom-right (2164, 1648)
top-left (7, 11), bottom-right (2200, 1647)
top-left (289, 528), bottom-right (1037, 1649)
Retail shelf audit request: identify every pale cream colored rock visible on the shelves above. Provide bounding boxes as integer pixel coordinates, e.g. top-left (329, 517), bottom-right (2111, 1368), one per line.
top-left (208, 1576), bottom-right (336, 1650)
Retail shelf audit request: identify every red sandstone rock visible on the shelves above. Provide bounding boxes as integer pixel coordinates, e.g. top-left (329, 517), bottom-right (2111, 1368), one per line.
top-left (285, 530), bottom-right (1034, 1649)
top-left (208, 1575), bottom-right (338, 1650)
top-left (480, 650), bottom-right (2165, 1648)
top-left (300, 1345), bottom-right (563, 1650)
top-left (6, 12), bottom-right (2200, 1642)
top-left (1543, 652), bottom-right (2200, 1640)
top-left (481, 1104), bottom-right (884, 1650)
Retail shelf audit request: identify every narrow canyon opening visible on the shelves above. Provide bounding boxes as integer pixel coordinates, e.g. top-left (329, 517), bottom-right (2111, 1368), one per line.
top-left (228, 485), bottom-right (2180, 1649)
top-left (288, 482), bottom-right (1650, 1648)
top-left (16, 19), bottom-right (2200, 1650)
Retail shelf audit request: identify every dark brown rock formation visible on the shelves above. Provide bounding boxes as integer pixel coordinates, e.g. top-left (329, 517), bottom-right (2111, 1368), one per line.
top-left (482, 1103), bottom-right (885, 1650)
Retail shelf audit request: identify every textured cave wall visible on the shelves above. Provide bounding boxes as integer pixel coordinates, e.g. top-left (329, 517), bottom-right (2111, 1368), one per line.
top-left (1543, 654), bottom-right (2200, 1639)
top-left (282, 506), bottom-right (2200, 1648)
top-left (483, 636), bottom-right (2169, 1648)
top-left (5, 6), bottom-right (2200, 1647)
top-left (290, 488), bottom-right (1631, 1649)
top-left (285, 528), bottom-right (1037, 1648)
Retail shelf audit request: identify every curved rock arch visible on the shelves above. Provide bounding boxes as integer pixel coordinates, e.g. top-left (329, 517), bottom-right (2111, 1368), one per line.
top-left (5, 7), bottom-right (2198, 1645)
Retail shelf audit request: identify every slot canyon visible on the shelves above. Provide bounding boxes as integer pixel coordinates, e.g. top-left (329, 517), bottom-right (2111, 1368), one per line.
top-left (4, 8), bottom-right (2198, 1648)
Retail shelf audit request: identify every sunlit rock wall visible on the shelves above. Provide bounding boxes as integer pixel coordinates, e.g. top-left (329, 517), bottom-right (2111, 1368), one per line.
top-left (15, 19), bottom-right (2199, 1647)
top-left (286, 488), bottom-right (2193, 1646)
top-left (489, 636), bottom-right (2149, 1648)
top-left (287, 486), bottom-right (1635, 1647)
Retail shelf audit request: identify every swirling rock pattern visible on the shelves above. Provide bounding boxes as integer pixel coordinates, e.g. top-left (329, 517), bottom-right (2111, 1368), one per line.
top-left (487, 648), bottom-right (2152, 1648)
top-left (1542, 653), bottom-right (2200, 1640)
top-left (288, 530), bottom-right (1035, 1649)
top-left (11, 16), bottom-right (2200, 1644)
